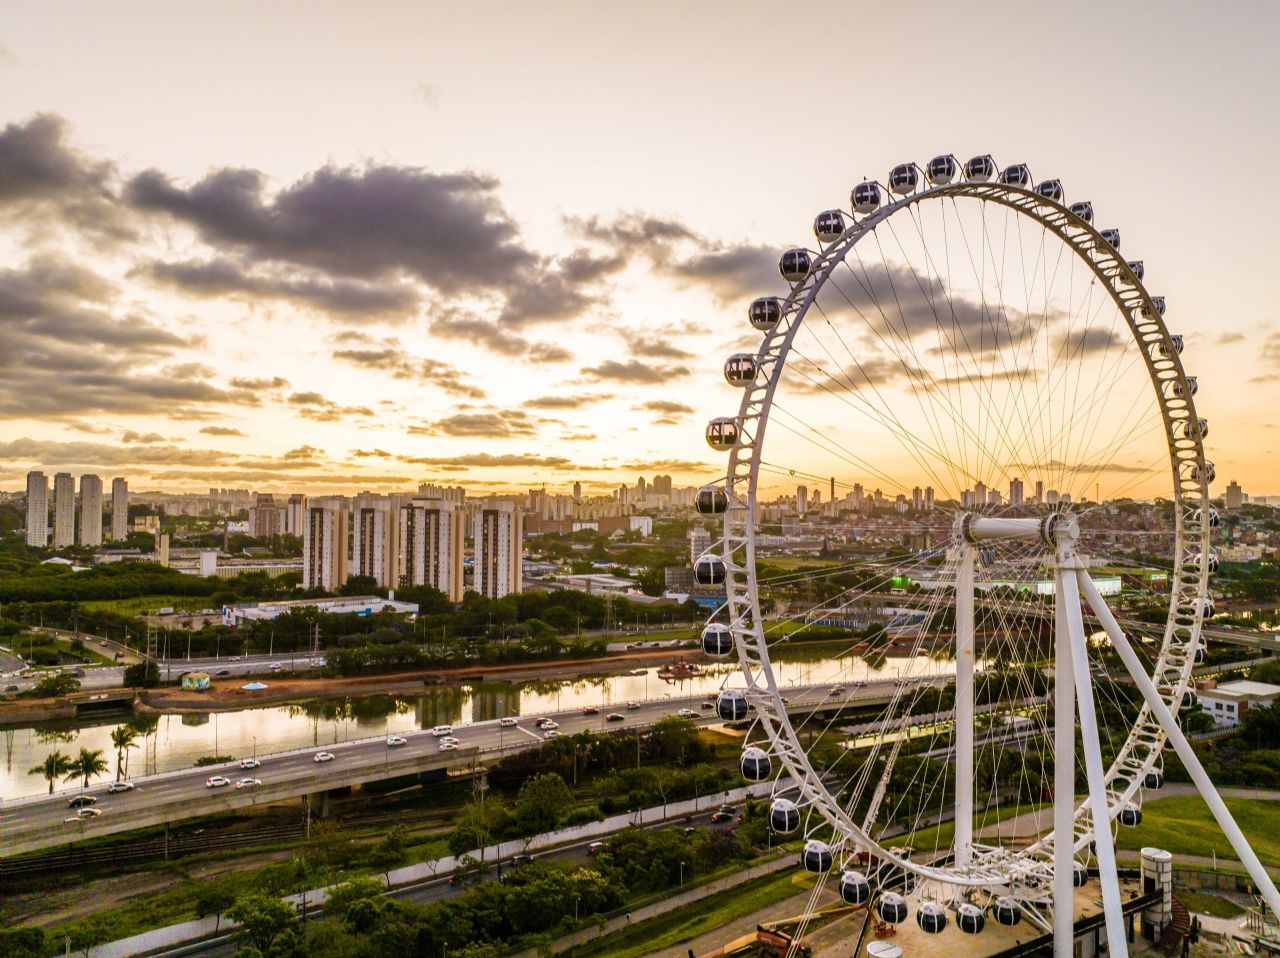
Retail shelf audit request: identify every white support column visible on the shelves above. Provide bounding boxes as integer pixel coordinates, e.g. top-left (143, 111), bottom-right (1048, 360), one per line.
top-left (1078, 570), bottom-right (1280, 921)
top-left (1053, 568), bottom-right (1077, 958)
top-left (954, 544), bottom-right (975, 869)
top-left (1062, 568), bottom-right (1130, 958)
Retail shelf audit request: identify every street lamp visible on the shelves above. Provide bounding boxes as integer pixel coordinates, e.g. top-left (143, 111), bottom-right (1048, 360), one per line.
top-left (679, 861), bottom-right (685, 886)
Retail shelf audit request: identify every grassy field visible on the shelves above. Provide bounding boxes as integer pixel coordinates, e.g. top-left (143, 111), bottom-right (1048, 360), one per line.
top-left (1115, 794), bottom-right (1280, 864)
top-left (570, 868), bottom-right (817, 958)
top-left (759, 557), bottom-right (848, 572)
top-left (80, 594), bottom-right (211, 616)
top-left (1175, 890), bottom-right (1245, 919)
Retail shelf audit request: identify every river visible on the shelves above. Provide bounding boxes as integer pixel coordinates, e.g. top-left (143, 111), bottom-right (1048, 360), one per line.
top-left (1, 649), bottom-right (961, 801)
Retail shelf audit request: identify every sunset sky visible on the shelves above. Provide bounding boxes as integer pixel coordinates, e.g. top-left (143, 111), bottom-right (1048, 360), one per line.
top-left (2, 1), bottom-right (1278, 498)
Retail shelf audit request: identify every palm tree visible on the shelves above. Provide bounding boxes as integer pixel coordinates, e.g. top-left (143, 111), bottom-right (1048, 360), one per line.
top-left (64, 747), bottom-right (108, 791)
top-left (110, 725), bottom-right (139, 781)
top-left (29, 750), bottom-right (73, 794)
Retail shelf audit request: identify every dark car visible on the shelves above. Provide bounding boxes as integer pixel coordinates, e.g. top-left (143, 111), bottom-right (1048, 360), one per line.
top-left (511, 854), bottom-right (534, 867)
top-left (605, 713), bottom-right (625, 722)
top-left (700, 702), bottom-right (713, 710)
top-left (68, 795), bottom-right (98, 808)
top-left (216, 669), bottom-right (231, 676)
top-left (710, 811), bottom-right (734, 823)
top-left (581, 706), bottom-right (600, 715)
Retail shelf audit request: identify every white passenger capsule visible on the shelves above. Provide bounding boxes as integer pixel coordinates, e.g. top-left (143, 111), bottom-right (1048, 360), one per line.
top-left (813, 209), bottom-right (846, 244)
top-left (723, 353), bottom-right (758, 387)
top-left (705, 417), bottom-right (739, 450)
top-left (701, 623), bottom-right (733, 657)
top-left (888, 163), bottom-right (918, 194)
top-left (1069, 201), bottom-right (1094, 223)
top-left (957, 903), bottom-right (985, 934)
top-left (963, 154), bottom-right (996, 182)
top-left (749, 296), bottom-right (782, 331)
top-left (839, 869), bottom-right (871, 904)
top-left (992, 897), bottom-right (1022, 926)
top-left (918, 902), bottom-right (948, 934)
top-left (999, 163), bottom-right (1031, 187)
top-left (1127, 259), bottom-right (1145, 280)
top-left (693, 553), bottom-right (726, 586)
top-left (926, 154), bottom-right (958, 185)
top-left (717, 690), bottom-right (749, 721)
top-left (1035, 179), bottom-right (1064, 201)
top-left (878, 892), bottom-right (909, 924)
top-left (1156, 333), bottom-right (1182, 356)
top-left (802, 840), bottom-right (834, 873)
top-left (695, 486), bottom-right (728, 516)
top-left (740, 746), bottom-right (772, 782)
top-left (1118, 804), bottom-right (1143, 827)
top-left (1100, 228), bottom-right (1121, 248)
top-left (851, 180), bottom-right (882, 215)
top-left (770, 798), bottom-right (801, 835)
top-left (779, 248), bottom-right (812, 285)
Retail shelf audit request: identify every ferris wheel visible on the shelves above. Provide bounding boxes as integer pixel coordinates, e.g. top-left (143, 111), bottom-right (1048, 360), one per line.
top-left (693, 155), bottom-right (1280, 958)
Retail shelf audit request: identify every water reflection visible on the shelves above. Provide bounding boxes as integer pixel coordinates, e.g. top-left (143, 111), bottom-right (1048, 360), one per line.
top-left (0, 650), bottom-right (965, 800)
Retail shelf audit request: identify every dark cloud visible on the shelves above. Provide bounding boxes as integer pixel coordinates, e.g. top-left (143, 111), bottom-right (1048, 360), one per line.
top-left (670, 244), bottom-right (777, 302)
top-left (351, 448), bottom-right (393, 458)
top-left (410, 411), bottom-right (541, 439)
top-left (397, 452), bottom-right (573, 469)
top-left (1054, 328), bottom-right (1123, 358)
top-left (0, 114), bottom-right (130, 241)
top-left (0, 437), bottom-right (235, 467)
top-left (1217, 331), bottom-right (1245, 345)
top-left (331, 338), bottom-right (486, 399)
top-left (636, 399), bottom-right (694, 425)
top-left (572, 213), bottom-right (696, 250)
top-left (617, 458), bottom-right (713, 472)
top-left (0, 255), bottom-right (256, 418)
top-left (143, 258), bottom-right (419, 320)
top-left (623, 332), bottom-right (694, 360)
top-left (120, 431), bottom-right (173, 444)
top-left (432, 313), bottom-right (572, 363)
top-left (283, 445), bottom-right (324, 460)
top-left (228, 376), bottom-right (290, 391)
top-left (199, 426), bottom-right (245, 437)
top-left (286, 391), bottom-right (373, 422)
top-left (527, 393), bottom-right (612, 409)
top-left (580, 360), bottom-right (690, 384)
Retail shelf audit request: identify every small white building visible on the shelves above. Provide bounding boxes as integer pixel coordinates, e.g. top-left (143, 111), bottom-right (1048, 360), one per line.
top-left (222, 595), bottom-right (418, 626)
top-left (1198, 679), bottom-right (1280, 728)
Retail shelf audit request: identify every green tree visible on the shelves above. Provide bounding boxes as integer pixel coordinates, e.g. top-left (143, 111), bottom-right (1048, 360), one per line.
top-left (65, 747), bottom-right (108, 790)
top-left (124, 658), bottom-right (161, 687)
top-left (28, 749), bottom-right (72, 794)
top-left (195, 882), bottom-right (238, 934)
top-left (30, 670), bottom-right (80, 697)
top-left (227, 893), bottom-right (296, 954)
top-left (0, 927), bottom-right (45, 958)
top-left (110, 723), bottom-right (139, 780)
top-left (514, 772), bottom-right (572, 834)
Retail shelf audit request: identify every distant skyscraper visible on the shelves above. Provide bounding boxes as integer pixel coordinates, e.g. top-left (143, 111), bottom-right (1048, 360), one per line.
top-left (912, 486), bottom-right (923, 511)
top-left (473, 501), bottom-right (523, 598)
top-left (111, 478), bottom-right (128, 542)
top-left (572, 481), bottom-right (582, 502)
top-left (78, 474), bottom-right (103, 546)
top-left (417, 483), bottom-right (465, 504)
top-left (1035, 480), bottom-right (1044, 503)
top-left (352, 493), bottom-right (400, 587)
top-left (973, 481), bottom-right (987, 508)
top-left (25, 471), bottom-right (48, 547)
top-left (399, 498), bottom-right (465, 601)
top-left (796, 485), bottom-right (808, 516)
top-left (52, 473), bottom-right (75, 548)
top-left (1225, 481), bottom-right (1244, 510)
top-left (251, 494), bottom-right (280, 539)
top-left (652, 474), bottom-right (672, 497)
top-left (689, 526), bottom-right (712, 564)
top-left (1009, 478), bottom-right (1024, 506)
top-left (924, 487), bottom-right (935, 511)
top-left (285, 493), bottom-right (307, 536)
top-left (303, 497), bottom-right (349, 590)
top-left (1046, 489), bottom-right (1061, 506)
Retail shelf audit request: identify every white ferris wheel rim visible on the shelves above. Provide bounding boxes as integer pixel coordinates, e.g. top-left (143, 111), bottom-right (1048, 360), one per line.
top-left (716, 170), bottom-right (1213, 891)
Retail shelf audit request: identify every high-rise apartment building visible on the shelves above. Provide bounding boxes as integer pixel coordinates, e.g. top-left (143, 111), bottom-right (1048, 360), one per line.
top-left (399, 498), bottom-right (465, 601)
top-left (52, 473), bottom-right (75, 548)
top-left (912, 486), bottom-right (923, 511)
top-left (924, 486), bottom-right (935, 511)
top-left (689, 526), bottom-right (711, 564)
top-left (418, 483), bottom-right (465, 504)
top-left (796, 485), bottom-right (808, 516)
top-left (352, 493), bottom-right (400, 587)
top-left (572, 481), bottom-right (582, 502)
top-left (250, 494), bottom-right (280, 539)
top-left (473, 501), bottom-right (523, 599)
top-left (111, 478), bottom-right (128, 541)
top-left (1225, 481), bottom-right (1244, 510)
top-left (1035, 480), bottom-right (1044, 503)
top-left (1009, 478), bottom-right (1024, 507)
top-left (25, 471), bottom-right (48, 547)
top-left (78, 474), bottom-right (103, 546)
top-left (285, 493), bottom-right (307, 536)
top-left (652, 474), bottom-right (673, 497)
top-left (973, 481), bottom-right (987, 508)
top-left (303, 497), bottom-right (349, 590)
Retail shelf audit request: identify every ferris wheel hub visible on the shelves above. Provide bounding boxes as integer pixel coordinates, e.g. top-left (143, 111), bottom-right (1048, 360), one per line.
top-left (955, 512), bottom-right (1079, 548)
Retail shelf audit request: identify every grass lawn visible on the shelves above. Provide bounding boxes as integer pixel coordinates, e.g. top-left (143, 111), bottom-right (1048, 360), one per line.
top-left (80, 594), bottom-right (210, 616)
top-left (570, 868), bottom-right (817, 958)
top-left (1176, 889), bottom-right (1245, 919)
top-left (1115, 794), bottom-right (1280, 865)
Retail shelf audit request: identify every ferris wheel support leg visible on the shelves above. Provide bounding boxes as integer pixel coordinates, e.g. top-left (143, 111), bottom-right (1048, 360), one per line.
top-left (1062, 568), bottom-right (1130, 958)
top-left (1078, 570), bottom-right (1280, 922)
top-left (954, 544), bottom-right (975, 869)
top-left (1053, 569), bottom-right (1078, 958)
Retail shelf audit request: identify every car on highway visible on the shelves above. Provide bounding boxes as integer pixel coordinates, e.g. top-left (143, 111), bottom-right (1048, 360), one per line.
top-left (499, 717), bottom-right (518, 727)
top-left (700, 701), bottom-right (713, 710)
top-left (206, 776), bottom-right (231, 788)
top-left (431, 725), bottom-right (454, 737)
top-left (511, 854), bottom-right (534, 867)
top-left (626, 701), bottom-right (640, 710)
top-left (64, 808), bottom-right (101, 822)
top-left (587, 841), bottom-right (605, 856)
top-left (539, 720), bottom-right (559, 731)
top-left (216, 669), bottom-right (231, 676)
top-left (313, 752), bottom-right (335, 763)
top-left (228, 656), bottom-right (241, 661)
top-left (107, 782), bottom-right (135, 794)
top-left (709, 810), bottom-right (734, 823)
top-left (68, 795), bottom-right (98, 808)
top-left (439, 741), bottom-right (458, 751)
top-left (386, 735), bottom-right (407, 747)
top-left (677, 708), bottom-right (697, 718)
top-left (605, 713), bottom-right (624, 722)
top-left (581, 706), bottom-right (600, 715)
top-left (235, 778), bottom-right (262, 789)
top-left (239, 758), bottom-right (260, 769)
top-left (543, 729), bottom-right (560, 740)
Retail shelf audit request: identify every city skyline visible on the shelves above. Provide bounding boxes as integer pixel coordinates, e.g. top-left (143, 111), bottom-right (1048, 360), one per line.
top-left (2, 3), bottom-right (1280, 498)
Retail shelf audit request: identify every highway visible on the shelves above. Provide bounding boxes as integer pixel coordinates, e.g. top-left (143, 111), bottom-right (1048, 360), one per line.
top-left (1, 680), bottom-right (879, 857)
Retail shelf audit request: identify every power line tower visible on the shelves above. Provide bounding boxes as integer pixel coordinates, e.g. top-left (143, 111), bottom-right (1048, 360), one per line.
top-left (146, 624), bottom-right (159, 662)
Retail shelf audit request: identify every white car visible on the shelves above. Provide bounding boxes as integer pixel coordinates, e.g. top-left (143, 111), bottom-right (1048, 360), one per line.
top-left (107, 781), bottom-right (135, 793)
top-left (540, 720), bottom-right (559, 731)
top-left (543, 729), bottom-right (560, 740)
top-left (206, 776), bottom-right (231, 788)
top-left (499, 717), bottom-right (518, 727)
top-left (439, 741), bottom-right (458, 751)
top-left (430, 725), bottom-right (454, 737)
top-left (313, 752), bottom-right (335, 763)
top-left (677, 708), bottom-right (697, 718)
top-left (64, 808), bottom-right (102, 822)
top-left (235, 778), bottom-right (262, 789)
top-left (386, 735), bottom-right (407, 747)
top-left (239, 758), bottom-right (260, 769)
top-left (439, 736), bottom-right (459, 746)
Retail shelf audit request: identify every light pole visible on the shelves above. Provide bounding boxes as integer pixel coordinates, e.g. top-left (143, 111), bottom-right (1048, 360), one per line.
top-left (679, 861), bottom-right (685, 886)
